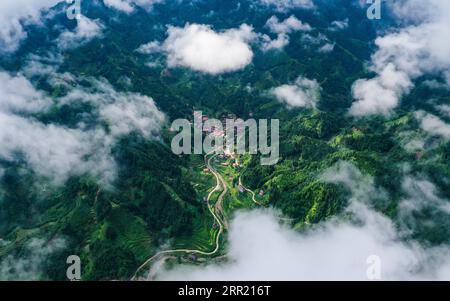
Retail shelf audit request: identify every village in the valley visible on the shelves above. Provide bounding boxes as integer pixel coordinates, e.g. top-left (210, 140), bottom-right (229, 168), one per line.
top-left (194, 111), bottom-right (265, 198)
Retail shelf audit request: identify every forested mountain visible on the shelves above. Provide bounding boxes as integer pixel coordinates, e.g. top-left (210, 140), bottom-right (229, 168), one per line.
top-left (0, 0), bottom-right (449, 280)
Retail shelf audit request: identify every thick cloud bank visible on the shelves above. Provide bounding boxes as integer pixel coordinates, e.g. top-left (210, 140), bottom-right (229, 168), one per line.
top-left (349, 0), bottom-right (450, 116)
top-left (0, 1), bottom-right (103, 52)
top-left (259, 0), bottom-right (315, 12)
top-left (140, 24), bottom-right (257, 75)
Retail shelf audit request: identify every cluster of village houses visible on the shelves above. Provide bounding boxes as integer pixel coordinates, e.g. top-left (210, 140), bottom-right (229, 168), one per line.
top-left (196, 111), bottom-right (265, 197)
top-left (193, 111), bottom-right (237, 138)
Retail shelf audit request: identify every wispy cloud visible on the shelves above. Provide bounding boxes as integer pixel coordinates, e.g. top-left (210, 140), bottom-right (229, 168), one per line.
top-left (261, 15), bottom-right (311, 51)
top-left (270, 76), bottom-right (321, 108)
top-left (103, 0), bottom-right (164, 13)
top-left (0, 0), bottom-right (61, 53)
top-left (415, 111), bottom-right (450, 139)
top-left (157, 206), bottom-right (450, 280)
top-left (57, 15), bottom-right (104, 49)
top-left (0, 69), bottom-right (165, 186)
top-left (0, 237), bottom-right (66, 281)
top-left (349, 0), bottom-right (450, 116)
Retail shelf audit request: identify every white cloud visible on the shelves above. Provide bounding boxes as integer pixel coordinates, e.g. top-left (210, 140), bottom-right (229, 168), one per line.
top-left (301, 32), bottom-right (328, 45)
top-left (0, 111), bottom-right (114, 185)
top-left (156, 162), bottom-right (450, 281)
top-left (350, 64), bottom-right (412, 116)
top-left (261, 15), bottom-right (311, 51)
top-left (300, 31), bottom-right (334, 53)
top-left (104, 0), bottom-right (134, 13)
top-left (415, 111), bottom-right (450, 139)
top-left (139, 18), bottom-right (312, 69)
top-left (318, 42), bottom-right (334, 53)
top-left (21, 51), bottom-right (63, 71)
top-left (136, 41), bottom-right (162, 54)
top-left (0, 238), bottom-right (65, 280)
top-left (57, 15), bottom-right (104, 49)
top-left (103, 0), bottom-right (163, 13)
top-left (158, 205), bottom-right (450, 280)
top-left (349, 0), bottom-right (450, 116)
top-left (436, 104), bottom-right (450, 118)
top-left (261, 34), bottom-right (290, 51)
top-left (60, 79), bottom-right (165, 139)
top-left (328, 19), bottom-right (349, 31)
top-left (398, 131), bottom-right (426, 153)
top-left (265, 15), bottom-right (311, 34)
top-left (271, 76), bottom-right (321, 108)
top-left (258, 0), bottom-right (315, 12)
top-left (0, 72), bottom-right (52, 114)
top-left (320, 161), bottom-right (387, 203)
top-left (445, 71), bottom-right (450, 86)
top-left (0, 239), bottom-right (8, 247)
top-left (399, 176), bottom-right (450, 223)
top-left (0, 71), bottom-right (165, 186)
top-left (160, 23), bottom-right (256, 75)
top-left (0, 0), bottom-right (61, 53)
top-left (423, 79), bottom-right (449, 90)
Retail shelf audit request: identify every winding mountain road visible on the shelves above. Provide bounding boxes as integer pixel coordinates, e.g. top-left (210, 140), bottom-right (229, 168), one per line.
top-left (239, 176), bottom-right (264, 206)
top-left (131, 151), bottom-right (226, 281)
